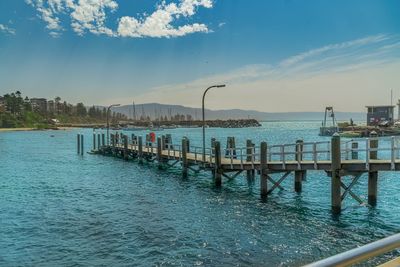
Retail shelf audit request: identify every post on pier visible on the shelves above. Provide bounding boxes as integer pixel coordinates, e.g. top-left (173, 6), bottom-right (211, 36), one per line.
top-left (80, 134), bottom-right (84, 156)
top-left (109, 134), bottom-right (114, 156)
top-left (77, 134), bottom-right (80, 154)
top-left (260, 142), bottom-right (268, 196)
top-left (157, 137), bottom-right (163, 169)
top-left (123, 135), bottom-right (129, 160)
top-left (295, 139), bottom-right (305, 192)
top-left (102, 133), bottom-right (105, 147)
top-left (351, 141), bottom-right (359, 160)
top-left (331, 133), bottom-right (342, 214)
top-left (161, 135), bottom-right (166, 149)
top-left (246, 139), bottom-right (255, 180)
top-left (214, 141), bottom-right (222, 186)
top-left (368, 131), bottom-right (378, 206)
top-left (182, 137), bottom-right (188, 178)
top-left (97, 133), bottom-right (101, 150)
top-left (138, 136), bottom-right (143, 164)
top-left (116, 132), bottom-right (120, 145)
top-left (93, 131), bottom-right (96, 151)
top-left (225, 137), bottom-right (237, 159)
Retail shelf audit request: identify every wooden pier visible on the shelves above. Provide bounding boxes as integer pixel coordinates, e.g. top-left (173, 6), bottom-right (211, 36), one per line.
top-left (83, 131), bottom-right (400, 214)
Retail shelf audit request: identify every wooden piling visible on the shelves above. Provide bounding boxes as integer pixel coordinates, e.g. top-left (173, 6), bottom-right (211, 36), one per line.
top-left (93, 132), bottom-right (96, 150)
top-left (331, 133), bottom-right (341, 214)
top-left (185, 137), bottom-right (190, 153)
top-left (111, 134), bottom-right (115, 147)
top-left (368, 171), bottom-right (378, 206)
top-left (157, 137), bottom-right (163, 169)
top-left (77, 134), bottom-right (80, 154)
top-left (102, 133), bottom-right (105, 147)
top-left (368, 131), bottom-right (378, 206)
top-left (351, 142), bottom-right (359, 160)
top-left (182, 138), bottom-right (188, 178)
top-left (214, 141), bottom-right (222, 186)
top-left (138, 136), bottom-right (143, 164)
top-left (370, 131), bottom-right (378, 160)
top-left (295, 140), bottom-right (305, 192)
top-left (161, 135), bottom-right (166, 149)
top-left (260, 142), bottom-right (268, 196)
top-left (246, 139), bottom-right (255, 179)
top-left (80, 134), bottom-right (84, 155)
top-left (97, 133), bottom-right (101, 149)
top-left (123, 135), bottom-right (129, 160)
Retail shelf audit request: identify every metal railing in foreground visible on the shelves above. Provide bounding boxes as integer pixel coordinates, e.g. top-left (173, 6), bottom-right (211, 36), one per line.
top-left (304, 233), bottom-right (400, 267)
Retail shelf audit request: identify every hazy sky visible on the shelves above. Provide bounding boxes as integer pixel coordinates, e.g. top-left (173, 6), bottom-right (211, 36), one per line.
top-left (1, 0), bottom-right (400, 112)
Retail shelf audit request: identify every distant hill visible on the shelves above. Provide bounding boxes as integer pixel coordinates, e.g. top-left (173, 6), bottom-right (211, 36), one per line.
top-left (113, 103), bottom-right (366, 122)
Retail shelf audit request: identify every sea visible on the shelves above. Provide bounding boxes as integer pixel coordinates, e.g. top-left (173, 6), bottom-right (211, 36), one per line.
top-left (1, 121), bottom-right (399, 266)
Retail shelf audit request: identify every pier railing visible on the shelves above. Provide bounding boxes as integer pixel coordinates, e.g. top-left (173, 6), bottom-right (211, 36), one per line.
top-left (99, 132), bottom-right (400, 170)
top-left (86, 131), bottom-right (400, 214)
top-left (305, 232), bottom-right (400, 267)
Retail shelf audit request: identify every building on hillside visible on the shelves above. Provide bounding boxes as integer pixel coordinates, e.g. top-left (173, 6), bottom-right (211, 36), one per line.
top-left (366, 105), bottom-right (395, 126)
top-left (30, 98), bottom-right (47, 113)
top-left (47, 100), bottom-right (55, 114)
top-left (0, 96), bottom-right (5, 112)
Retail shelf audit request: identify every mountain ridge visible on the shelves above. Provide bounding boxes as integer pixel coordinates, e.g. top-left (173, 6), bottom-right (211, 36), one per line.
top-left (113, 103), bottom-right (366, 121)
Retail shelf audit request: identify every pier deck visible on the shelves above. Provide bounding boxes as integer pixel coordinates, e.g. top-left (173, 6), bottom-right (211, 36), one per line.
top-left (80, 131), bottom-right (400, 214)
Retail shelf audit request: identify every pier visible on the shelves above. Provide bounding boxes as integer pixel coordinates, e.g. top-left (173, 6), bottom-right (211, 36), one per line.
top-left (84, 131), bottom-right (400, 214)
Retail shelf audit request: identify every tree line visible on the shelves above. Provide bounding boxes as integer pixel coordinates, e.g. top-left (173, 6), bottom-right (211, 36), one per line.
top-left (0, 91), bottom-right (127, 127)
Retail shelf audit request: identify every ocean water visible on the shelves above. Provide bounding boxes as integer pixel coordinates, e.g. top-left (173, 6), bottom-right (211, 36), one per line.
top-left (1, 121), bottom-right (400, 266)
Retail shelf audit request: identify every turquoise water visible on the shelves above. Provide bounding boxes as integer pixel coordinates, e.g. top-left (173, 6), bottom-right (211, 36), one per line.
top-left (1, 121), bottom-right (400, 266)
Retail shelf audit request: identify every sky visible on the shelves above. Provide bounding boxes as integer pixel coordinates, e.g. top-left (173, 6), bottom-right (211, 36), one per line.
top-left (0, 0), bottom-right (400, 112)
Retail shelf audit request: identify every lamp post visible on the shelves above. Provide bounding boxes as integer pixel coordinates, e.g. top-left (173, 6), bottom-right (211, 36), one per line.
top-left (107, 104), bottom-right (120, 145)
top-left (202, 84), bottom-right (226, 163)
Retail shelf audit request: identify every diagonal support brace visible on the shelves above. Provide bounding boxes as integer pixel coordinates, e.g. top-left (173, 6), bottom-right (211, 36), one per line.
top-left (267, 171), bottom-right (291, 194)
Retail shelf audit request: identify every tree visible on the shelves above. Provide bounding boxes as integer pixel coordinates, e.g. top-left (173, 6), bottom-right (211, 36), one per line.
top-left (76, 103), bottom-right (87, 116)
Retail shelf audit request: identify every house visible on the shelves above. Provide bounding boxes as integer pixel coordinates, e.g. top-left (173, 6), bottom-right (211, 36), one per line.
top-left (366, 105), bottom-right (395, 126)
top-left (0, 96), bottom-right (5, 112)
top-left (30, 98), bottom-right (47, 113)
top-left (47, 100), bottom-right (55, 114)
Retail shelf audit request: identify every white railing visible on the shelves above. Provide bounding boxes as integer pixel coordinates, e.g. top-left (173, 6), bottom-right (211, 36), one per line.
top-left (108, 133), bottom-right (400, 170)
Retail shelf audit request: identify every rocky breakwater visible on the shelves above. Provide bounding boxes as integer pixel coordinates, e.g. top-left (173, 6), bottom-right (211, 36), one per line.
top-left (205, 119), bottom-right (261, 128)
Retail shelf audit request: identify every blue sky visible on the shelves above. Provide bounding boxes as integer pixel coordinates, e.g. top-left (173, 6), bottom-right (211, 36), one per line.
top-left (1, 0), bottom-right (400, 112)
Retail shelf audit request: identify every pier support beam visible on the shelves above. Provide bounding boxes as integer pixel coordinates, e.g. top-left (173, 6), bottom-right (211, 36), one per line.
top-left (182, 138), bottom-right (188, 178)
top-left (246, 139), bottom-right (255, 180)
top-left (138, 136), bottom-right (143, 164)
top-left (80, 134), bottom-right (84, 156)
top-left (368, 172), bottom-right (378, 206)
top-left (97, 133), bottom-right (101, 150)
top-left (93, 132), bottom-right (96, 151)
top-left (77, 134), bottom-right (81, 154)
top-left (351, 142), bottom-right (358, 160)
top-left (123, 135), bottom-right (129, 160)
top-left (214, 141), bottom-right (222, 186)
top-left (260, 142), bottom-right (268, 196)
top-left (331, 133), bottom-right (342, 214)
top-left (368, 131), bottom-right (378, 206)
top-left (157, 137), bottom-right (163, 169)
top-left (295, 140), bottom-right (304, 192)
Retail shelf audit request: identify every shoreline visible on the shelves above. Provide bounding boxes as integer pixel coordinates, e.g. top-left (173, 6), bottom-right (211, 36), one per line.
top-left (0, 127), bottom-right (76, 132)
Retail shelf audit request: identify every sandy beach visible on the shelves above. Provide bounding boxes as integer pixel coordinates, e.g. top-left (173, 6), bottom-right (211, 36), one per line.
top-left (0, 127), bottom-right (76, 132)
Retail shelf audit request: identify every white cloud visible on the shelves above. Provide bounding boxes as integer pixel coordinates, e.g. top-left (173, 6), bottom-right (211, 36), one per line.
top-left (130, 34), bottom-right (400, 112)
top-left (27, 0), bottom-right (213, 38)
top-left (0, 23), bottom-right (16, 35)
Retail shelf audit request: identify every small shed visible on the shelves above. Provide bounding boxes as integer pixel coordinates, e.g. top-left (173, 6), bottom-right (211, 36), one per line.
top-left (366, 105), bottom-right (395, 126)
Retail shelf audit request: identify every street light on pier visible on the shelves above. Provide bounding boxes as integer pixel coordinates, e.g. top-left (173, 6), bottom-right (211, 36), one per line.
top-left (107, 104), bottom-right (120, 145)
top-left (202, 84), bottom-right (226, 163)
